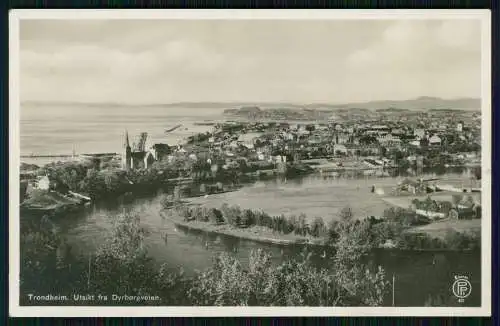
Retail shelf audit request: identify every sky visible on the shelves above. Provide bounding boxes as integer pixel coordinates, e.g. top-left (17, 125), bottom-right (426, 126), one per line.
top-left (19, 19), bottom-right (483, 104)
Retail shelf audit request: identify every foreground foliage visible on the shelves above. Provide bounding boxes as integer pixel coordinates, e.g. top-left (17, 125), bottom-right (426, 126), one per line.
top-left (20, 210), bottom-right (390, 306)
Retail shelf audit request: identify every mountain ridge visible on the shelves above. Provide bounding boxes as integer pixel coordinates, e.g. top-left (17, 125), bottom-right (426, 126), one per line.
top-left (21, 96), bottom-right (481, 111)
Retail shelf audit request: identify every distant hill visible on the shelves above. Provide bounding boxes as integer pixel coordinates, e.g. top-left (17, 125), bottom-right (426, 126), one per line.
top-left (327, 97), bottom-right (481, 111)
top-left (376, 107), bottom-right (410, 113)
top-left (23, 97), bottom-right (481, 111)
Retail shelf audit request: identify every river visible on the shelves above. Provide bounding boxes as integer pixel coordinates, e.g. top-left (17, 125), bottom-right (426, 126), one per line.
top-left (51, 171), bottom-right (481, 307)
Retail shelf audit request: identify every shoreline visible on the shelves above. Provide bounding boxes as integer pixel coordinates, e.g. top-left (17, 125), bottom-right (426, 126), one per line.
top-left (161, 210), bottom-right (323, 246)
top-left (160, 210), bottom-right (478, 252)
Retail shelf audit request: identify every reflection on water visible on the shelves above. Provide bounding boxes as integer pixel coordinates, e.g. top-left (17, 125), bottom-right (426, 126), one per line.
top-left (54, 171), bottom-right (480, 306)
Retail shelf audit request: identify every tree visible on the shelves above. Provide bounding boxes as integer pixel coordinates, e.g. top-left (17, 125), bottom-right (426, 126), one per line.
top-left (339, 207), bottom-right (353, 223)
top-left (452, 194), bottom-right (464, 207)
top-left (188, 249), bottom-right (345, 306)
top-left (421, 196), bottom-right (431, 211)
top-left (78, 168), bottom-right (106, 197)
top-left (427, 200), bottom-right (439, 213)
top-left (335, 150), bottom-right (346, 157)
top-left (192, 206), bottom-right (204, 221)
top-left (297, 213), bottom-right (308, 236)
top-left (440, 201), bottom-right (453, 215)
top-left (211, 208), bottom-right (225, 225)
top-left (411, 198), bottom-right (421, 210)
top-left (327, 220), bottom-right (341, 244)
top-left (228, 205), bottom-right (242, 226)
top-left (104, 172), bottom-right (123, 193)
top-left (91, 212), bottom-right (159, 297)
top-left (200, 206), bottom-right (210, 222)
top-left (305, 124), bottom-right (315, 132)
top-left (160, 194), bottom-right (176, 209)
top-left (310, 217), bottom-right (326, 237)
top-left (465, 195), bottom-right (475, 207)
top-left (389, 149), bottom-right (404, 161)
top-left (448, 209), bottom-right (459, 220)
top-left (240, 209), bottom-right (255, 228)
top-left (20, 217), bottom-right (77, 302)
top-left (472, 166), bottom-right (481, 180)
top-left (333, 220), bottom-right (389, 306)
top-left (473, 205), bottom-right (481, 219)
top-left (359, 135), bottom-right (377, 146)
top-left (288, 215), bottom-right (298, 234)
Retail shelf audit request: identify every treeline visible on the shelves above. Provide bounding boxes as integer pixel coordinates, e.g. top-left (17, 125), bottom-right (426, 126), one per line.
top-left (20, 211), bottom-right (388, 307)
top-left (33, 155), bottom-right (241, 199)
top-left (37, 160), bottom-right (173, 198)
top-left (396, 230), bottom-right (481, 251)
top-left (167, 201), bottom-right (481, 252)
top-left (168, 202), bottom-right (328, 238)
top-left (411, 194), bottom-right (481, 219)
top-left (352, 207), bottom-right (480, 251)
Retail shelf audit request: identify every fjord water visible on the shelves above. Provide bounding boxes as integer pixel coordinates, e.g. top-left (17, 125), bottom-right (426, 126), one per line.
top-left (21, 103), bottom-right (481, 306)
top-left (20, 103), bottom-right (224, 156)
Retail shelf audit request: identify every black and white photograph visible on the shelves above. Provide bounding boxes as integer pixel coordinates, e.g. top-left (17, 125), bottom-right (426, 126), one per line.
top-left (9, 10), bottom-right (491, 317)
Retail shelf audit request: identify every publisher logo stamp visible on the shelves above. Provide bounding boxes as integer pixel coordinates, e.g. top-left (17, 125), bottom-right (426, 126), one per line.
top-left (452, 275), bottom-right (471, 302)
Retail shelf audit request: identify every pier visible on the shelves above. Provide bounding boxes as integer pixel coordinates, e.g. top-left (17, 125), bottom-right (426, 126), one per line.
top-left (21, 154), bottom-right (75, 158)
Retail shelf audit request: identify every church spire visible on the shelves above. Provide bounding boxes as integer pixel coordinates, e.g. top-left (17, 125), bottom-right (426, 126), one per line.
top-left (124, 130), bottom-right (130, 148)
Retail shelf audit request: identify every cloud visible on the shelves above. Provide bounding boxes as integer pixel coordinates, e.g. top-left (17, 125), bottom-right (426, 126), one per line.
top-left (347, 20), bottom-right (481, 73)
top-left (20, 39), bottom-right (234, 102)
top-left (436, 20), bottom-right (481, 49)
top-left (342, 20), bottom-right (482, 100)
top-left (22, 39), bottom-right (225, 78)
top-left (19, 19), bottom-right (483, 103)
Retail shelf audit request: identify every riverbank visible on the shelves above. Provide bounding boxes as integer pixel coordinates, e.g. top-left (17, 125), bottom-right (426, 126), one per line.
top-left (20, 189), bottom-right (88, 216)
top-left (161, 210), bottom-right (323, 246)
top-left (160, 202), bottom-right (480, 252)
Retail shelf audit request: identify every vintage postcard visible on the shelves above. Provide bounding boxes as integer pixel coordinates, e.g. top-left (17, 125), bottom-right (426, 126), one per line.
top-left (9, 9), bottom-right (491, 317)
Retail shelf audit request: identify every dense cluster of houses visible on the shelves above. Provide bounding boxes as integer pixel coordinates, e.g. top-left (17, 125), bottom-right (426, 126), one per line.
top-left (187, 112), bottom-right (481, 167)
top-left (117, 108), bottom-right (481, 173)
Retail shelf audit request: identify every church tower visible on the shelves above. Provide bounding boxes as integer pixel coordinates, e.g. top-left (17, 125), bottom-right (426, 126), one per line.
top-left (122, 130), bottom-right (132, 170)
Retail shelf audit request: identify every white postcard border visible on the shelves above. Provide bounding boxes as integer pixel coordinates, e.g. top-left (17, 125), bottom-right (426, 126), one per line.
top-left (8, 9), bottom-right (492, 317)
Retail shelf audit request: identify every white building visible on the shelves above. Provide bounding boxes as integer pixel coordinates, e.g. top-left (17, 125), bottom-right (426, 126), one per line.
top-left (429, 135), bottom-right (442, 146)
top-left (414, 129), bottom-right (426, 139)
top-left (35, 175), bottom-right (51, 190)
top-left (333, 144), bottom-right (347, 155)
top-left (377, 134), bottom-right (401, 146)
top-left (410, 140), bottom-right (421, 147)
